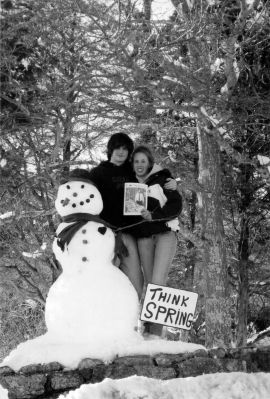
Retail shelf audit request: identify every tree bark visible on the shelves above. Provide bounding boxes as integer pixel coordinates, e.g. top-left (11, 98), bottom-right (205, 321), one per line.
top-left (236, 164), bottom-right (252, 346)
top-left (236, 216), bottom-right (249, 346)
top-left (197, 120), bottom-right (232, 348)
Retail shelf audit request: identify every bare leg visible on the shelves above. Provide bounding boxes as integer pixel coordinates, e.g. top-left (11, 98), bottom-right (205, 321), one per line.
top-left (138, 232), bottom-right (177, 337)
top-left (120, 233), bottom-right (144, 299)
top-left (137, 236), bottom-right (155, 286)
top-left (152, 231), bottom-right (177, 286)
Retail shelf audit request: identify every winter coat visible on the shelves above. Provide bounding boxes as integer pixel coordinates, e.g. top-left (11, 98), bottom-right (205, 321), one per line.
top-left (127, 164), bottom-right (182, 238)
top-left (88, 161), bottom-right (139, 228)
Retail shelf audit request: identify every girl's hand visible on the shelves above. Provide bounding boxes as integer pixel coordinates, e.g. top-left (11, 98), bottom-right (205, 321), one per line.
top-left (141, 208), bottom-right (152, 221)
top-left (164, 178), bottom-right (177, 190)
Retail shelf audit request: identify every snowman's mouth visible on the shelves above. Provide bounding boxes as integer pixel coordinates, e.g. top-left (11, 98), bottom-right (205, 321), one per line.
top-left (61, 198), bottom-right (70, 207)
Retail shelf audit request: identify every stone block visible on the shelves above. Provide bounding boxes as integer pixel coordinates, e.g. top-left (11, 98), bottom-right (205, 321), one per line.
top-left (193, 349), bottom-right (208, 358)
top-left (0, 366), bottom-right (14, 376)
top-left (113, 355), bottom-right (154, 366)
top-left (18, 362), bottom-right (63, 375)
top-left (105, 364), bottom-right (136, 379)
top-left (154, 353), bottom-right (188, 367)
top-left (222, 359), bottom-right (246, 372)
top-left (50, 371), bottom-right (84, 391)
top-left (78, 358), bottom-right (106, 382)
top-left (134, 365), bottom-right (176, 380)
top-left (208, 347), bottom-right (226, 359)
top-left (227, 348), bottom-right (242, 359)
top-left (253, 346), bottom-right (270, 371)
top-left (177, 357), bottom-right (222, 377)
top-left (1, 373), bottom-right (47, 399)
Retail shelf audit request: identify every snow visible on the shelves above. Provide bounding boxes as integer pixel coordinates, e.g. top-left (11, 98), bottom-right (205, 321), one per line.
top-left (0, 178), bottom-right (205, 372)
top-left (1, 334), bottom-right (205, 371)
top-left (58, 372), bottom-right (270, 399)
top-left (0, 211), bottom-right (14, 220)
top-left (248, 326), bottom-right (270, 346)
top-left (3, 177), bottom-right (268, 399)
top-left (0, 158), bottom-right (7, 167)
top-left (0, 385), bottom-right (9, 399)
top-left (258, 155), bottom-right (270, 173)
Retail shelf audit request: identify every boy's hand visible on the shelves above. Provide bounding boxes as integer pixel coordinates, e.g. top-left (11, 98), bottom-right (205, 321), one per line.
top-left (164, 178), bottom-right (177, 190)
top-left (141, 208), bottom-right (152, 221)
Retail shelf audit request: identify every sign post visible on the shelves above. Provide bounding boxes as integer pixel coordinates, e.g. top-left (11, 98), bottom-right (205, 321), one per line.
top-left (140, 283), bottom-right (198, 330)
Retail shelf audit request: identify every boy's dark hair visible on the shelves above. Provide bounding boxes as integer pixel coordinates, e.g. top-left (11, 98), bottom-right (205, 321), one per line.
top-left (131, 145), bottom-right (154, 173)
top-left (107, 132), bottom-right (134, 161)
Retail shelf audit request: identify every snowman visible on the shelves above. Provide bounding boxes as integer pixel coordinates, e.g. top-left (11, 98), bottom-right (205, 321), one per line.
top-left (46, 170), bottom-right (140, 342)
top-left (1, 170), bottom-right (206, 373)
top-left (1, 170), bottom-right (143, 370)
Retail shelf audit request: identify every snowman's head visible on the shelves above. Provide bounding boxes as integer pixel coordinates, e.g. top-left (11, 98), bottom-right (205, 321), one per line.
top-left (55, 171), bottom-right (103, 217)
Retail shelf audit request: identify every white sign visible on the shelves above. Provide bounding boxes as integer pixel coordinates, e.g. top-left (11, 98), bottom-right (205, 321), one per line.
top-left (140, 283), bottom-right (198, 331)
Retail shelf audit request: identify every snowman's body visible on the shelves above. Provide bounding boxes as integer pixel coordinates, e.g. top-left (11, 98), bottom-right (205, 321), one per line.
top-left (46, 179), bottom-right (140, 342)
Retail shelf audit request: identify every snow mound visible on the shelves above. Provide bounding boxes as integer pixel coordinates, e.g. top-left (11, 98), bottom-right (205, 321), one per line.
top-left (59, 372), bottom-right (270, 399)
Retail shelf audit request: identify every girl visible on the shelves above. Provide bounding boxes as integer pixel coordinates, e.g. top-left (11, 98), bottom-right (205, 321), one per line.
top-left (130, 145), bottom-right (182, 336)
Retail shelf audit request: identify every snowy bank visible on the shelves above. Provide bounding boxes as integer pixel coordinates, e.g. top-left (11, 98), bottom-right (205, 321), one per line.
top-left (0, 384), bottom-right (9, 399)
top-left (59, 372), bottom-right (270, 399)
top-left (1, 334), bottom-right (205, 371)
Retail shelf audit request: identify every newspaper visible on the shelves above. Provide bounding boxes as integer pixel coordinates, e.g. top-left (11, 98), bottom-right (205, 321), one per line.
top-left (123, 183), bottom-right (148, 215)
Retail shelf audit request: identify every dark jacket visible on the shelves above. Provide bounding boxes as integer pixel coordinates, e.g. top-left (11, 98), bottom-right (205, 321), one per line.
top-left (127, 166), bottom-right (182, 238)
top-left (88, 161), bottom-right (139, 228)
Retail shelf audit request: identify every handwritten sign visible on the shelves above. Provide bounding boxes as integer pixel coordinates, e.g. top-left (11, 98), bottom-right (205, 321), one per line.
top-left (140, 284), bottom-right (198, 331)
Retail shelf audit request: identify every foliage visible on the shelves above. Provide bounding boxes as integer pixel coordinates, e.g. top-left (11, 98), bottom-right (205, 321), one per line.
top-left (0, 293), bottom-right (46, 361)
top-left (0, 0), bottom-right (270, 349)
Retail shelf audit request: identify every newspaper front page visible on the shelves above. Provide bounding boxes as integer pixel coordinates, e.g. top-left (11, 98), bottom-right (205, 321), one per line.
top-left (123, 183), bottom-right (148, 215)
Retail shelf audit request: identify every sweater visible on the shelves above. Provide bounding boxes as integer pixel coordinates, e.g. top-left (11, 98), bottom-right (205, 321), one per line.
top-left (87, 161), bottom-right (140, 228)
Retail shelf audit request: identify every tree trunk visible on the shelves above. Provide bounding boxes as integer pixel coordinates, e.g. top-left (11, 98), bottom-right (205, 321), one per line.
top-left (236, 164), bottom-right (252, 346)
top-left (197, 121), bottom-right (232, 348)
top-left (143, 0), bottom-right (152, 21)
top-left (236, 216), bottom-right (249, 346)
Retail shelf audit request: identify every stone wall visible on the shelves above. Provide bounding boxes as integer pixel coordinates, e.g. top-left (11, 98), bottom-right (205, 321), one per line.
top-left (0, 346), bottom-right (269, 399)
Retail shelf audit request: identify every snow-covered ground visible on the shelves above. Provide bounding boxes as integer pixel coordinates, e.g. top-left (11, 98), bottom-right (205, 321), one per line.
top-left (0, 384), bottom-right (8, 399)
top-left (1, 335), bottom-right (205, 371)
top-left (58, 372), bottom-right (270, 399)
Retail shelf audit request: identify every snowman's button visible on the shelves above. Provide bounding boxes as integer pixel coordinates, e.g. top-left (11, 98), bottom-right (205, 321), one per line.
top-left (82, 229), bottom-right (86, 234)
top-left (86, 199), bottom-right (90, 203)
top-left (83, 240), bottom-right (88, 244)
top-left (82, 257), bottom-right (87, 262)
top-left (98, 226), bottom-right (107, 235)
top-left (90, 194), bottom-right (94, 198)
top-left (73, 192), bottom-right (78, 197)
top-left (80, 201), bottom-right (84, 205)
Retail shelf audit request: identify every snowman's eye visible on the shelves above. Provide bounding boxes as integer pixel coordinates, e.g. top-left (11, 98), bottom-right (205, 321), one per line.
top-left (81, 185), bottom-right (85, 189)
top-left (90, 194), bottom-right (94, 198)
top-left (60, 200), bottom-right (64, 203)
top-left (72, 203), bottom-right (76, 208)
top-left (66, 185), bottom-right (70, 189)
top-left (80, 201), bottom-right (84, 205)
top-left (73, 193), bottom-right (78, 197)
top-left (83, 240), bottom-right (88, 244)
top-left (82, 257), bottom-right (87, 262)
